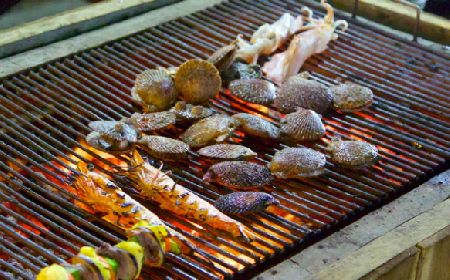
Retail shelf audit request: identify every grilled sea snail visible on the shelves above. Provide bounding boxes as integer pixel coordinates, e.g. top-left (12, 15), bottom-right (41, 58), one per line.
top-left (138, 135), bottom-right (189, 160)
top-left (268, 147), bottom-right (326, 178)
top-left (128, 111), bottom-right (176, 133)
top-left (330, 82), bottom-right (373, 112)
top-left (169, 101), bottom-right (215, 123)
top-left (231, 113), bottom-right (280, 139)
top-left (87, 121), bottom-right (141, 155)
top-left (198, 144), bottom-right (257, 161)
top-left (280, 108), bottom-right (325, 142)
top-left (131, 69), bottom-right (179, 112)
top-left (326, 139), bottom-right (379, 169)
top-left (214, 192), bottom-right (279, 215)
top-left (228, 79), bottom-right (276, 105)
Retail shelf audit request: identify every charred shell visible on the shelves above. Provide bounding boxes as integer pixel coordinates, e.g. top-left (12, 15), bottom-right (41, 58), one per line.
top-left (131, 69), bottom-right (179, 112)
top-left (221, 58), bottom-right (262, 87)
top-left (214, 192), bottom-right (279, 215)
top-left (229, 79), bottom-right (276, 105)
top-left (174, 59), bottom-right (221, 104)
top-left (86, 131), bottom-right (135, 155)
top-left (128, 111), bottom-right (176, 133)
top-left (89, 121), bottom-right (141, 142)
top-left (275, 75), bottom-right (332, 114)
top-left (203, 161), bottom-right (273, 189)
top-left (198, 144), bottom-right (257, 161)
top-left (138, 135), bottom-right (189, 160)
top-left (268, 148), bottom-right (326, 178)
top-left (182, 114), bottom-right (240, 148)
top-left (330, 82), bottom-right (373, 112)
top-left (280, 108), bottom-right (325, 142)
top-left (231, 113), bottom-right (280, 139)
top-left (207, 40), bottom-right (238, 73)
top-left (326, 140), bottom-right (379, 169)
top-left (169, 101), bottom-right (214, 123)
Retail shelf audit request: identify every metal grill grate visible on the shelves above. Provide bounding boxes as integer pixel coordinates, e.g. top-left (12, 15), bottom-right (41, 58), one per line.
top-left (1, 0), bottom-right (450, 279)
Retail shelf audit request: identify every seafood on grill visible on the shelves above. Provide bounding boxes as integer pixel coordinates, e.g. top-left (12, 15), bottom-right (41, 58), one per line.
top-left (131, 69), bottom-right (179, 112)
top-left (228, 79), bottom-right (276, 106)
top-left (268, 147), bottom-right (326, 178)
top-left (330, 82), bottom-right (373, 112)
top-left (127, 151), bottom-right (255, 242)
top-left (207, 39), bottom-right (238, 72)
top-left (86, 121), bottom-right (141, 155)
top-left (236, 11), bottom-right (312, 64)
top-left (174, 59), bottom-right (221, 104)
top-left (232, 113), bottom-right (280, 139)
top-left (203, 161), bottom-right (273, 189)
top-left (182, 114), bottom-right (240, 148)
top-left (220, 58), bottom-right (263, 87)
top-left (275, 72), bottom-right (332, 114)
top-left (198, 144), bottom-right (257, 161)
top-left (127, 111), bottom-right (176, 133)
top-left (138, 135), bottom-right (190, 161)
top-left (262, 0), bottom-right (348, 85)
top-left (325, 139), bottom-right (379, 169)
top-left (214, 192), bottom-right (279, 215)
top-left (169, 101), bottom-right (215, 123)
top-left (280, 108), bottom-right (325, 142)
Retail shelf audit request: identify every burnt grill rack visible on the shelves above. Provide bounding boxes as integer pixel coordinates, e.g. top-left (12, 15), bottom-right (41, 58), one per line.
top-left (1, 0), bottom-right (450, 279)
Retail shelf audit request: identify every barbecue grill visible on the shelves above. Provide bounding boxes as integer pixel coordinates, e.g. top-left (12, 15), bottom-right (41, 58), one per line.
top-left (1, 0), bottom-right (449, 279)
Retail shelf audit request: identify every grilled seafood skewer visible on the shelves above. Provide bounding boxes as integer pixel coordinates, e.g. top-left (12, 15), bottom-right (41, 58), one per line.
top-left (127, 151), bottom-right (254, 242)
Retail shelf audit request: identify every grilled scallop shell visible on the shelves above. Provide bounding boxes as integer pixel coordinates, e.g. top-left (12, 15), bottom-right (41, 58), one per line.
top-left (330, 82), bottom-right (373, 112)
top-left (203, 161), bottom-right (273, 189)
top-left (326, 140), bottom-right (379, 169)
top-left (86, 131), bottom-right (136, 155)
top-left (268, 148), bottom-right (326, 178)
top-left (214, 192), bottom-right (279, 215)
top-left (220, 58), bottom-right (262, 88)
top-left (182, 114), bottom-right (240, 148)
top-left (131, 69), bottom-right (179, 112)
top-left (207, 40), bottom-right (238, 73)
top-left (231, 113), bottom-right (280, 139)
top-left (89, 121), bottom-right (141, 142)
top-left (198, 144), bottom-right (257, 161)
top-left (229, 79), bottom-right (276, 105)
top-left (280, 108), bottom-right (325, 142)
top-left (169, 101), bottom-right (214, 123)
top-left (174, 59), bottom-right (221, 104)
top-left (128, 111), bottom-right (176, 133)
top-left (138, 135), bottom-right (189, 160)
top-left (275, 75), bottom-right (332, 114)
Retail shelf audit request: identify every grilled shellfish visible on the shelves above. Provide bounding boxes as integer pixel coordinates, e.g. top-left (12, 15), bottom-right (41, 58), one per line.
top-left (131, 69), bottom-right (179, 112)
top-left (169, 101), bottom-right (214, 123)
top-left (203, 161), bottom-right (273, 189)
top-left (207, 40), bottom-right (238, 73)
top-left (138, 135), bottom-right (189, 160)
top-left (87, 121), bottom-right (141, 154)
top-left (275, 73), bottom-right (332, 114)
top-left (280, 108), bottom-right (325, 142)
top-left (268, 148), bottom-right (326, 178)
top-left (325, 139), bottom-right (379, 169)
top-left (228, 79), bottom-right (276, 105)
top-left (232, 113), bottom-right (280, 139)
top-left (330, 82), bottom-right (373, 112)
top-left (220, 58), bottom-right (262, 87)
top-left (198, 144), bottom-right (257, 161)
top-left (128, 111), bottom-right (176, 133)
top-left (214, 192), bottom-right (279, 215)
top-left (174, 59), bottom-right (221, 104)
top-left (182, 114), bottom-right (240, 148)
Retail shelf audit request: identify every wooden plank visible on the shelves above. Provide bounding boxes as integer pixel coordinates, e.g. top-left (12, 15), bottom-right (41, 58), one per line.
top-left (0, 0), bottom-right (181, 59)
top-left (327, 0), bottom-right (450, 45)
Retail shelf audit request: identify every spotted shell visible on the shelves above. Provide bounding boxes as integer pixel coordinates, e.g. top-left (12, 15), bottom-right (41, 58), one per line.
top-left (138, 135), bottom-right (189, 160)
top-left (280, 108), bottom-right (325, 142)
top-left (131, 69), bottom-right (179, 112)
top-left (174, 59), bottom-right (221, 104)
top-left (268, 148), bottom-right (326, 178)
top-left (89, 121), bottom-right (141, 142)
top-left (86, 131), bottom-right (136, 155)
top-left (198, 144), bottom-right (257, 161)
top-left (326, 140), bottom-right (379, 169)
top-left (182, 114), bottom-right (240, 148)
top-left (169, 101), bottom-right (215, 123)
top-left (330, 82), bottom-right (373, 112)
top-left (128, 111), bottom-right (176, 133)
top-left (275, 75), bottom-right (332, 114)
top-left (231, 113), bottom-right (280, 139)
top-left (214, 192), bottom-right (279, 215)
top-left (207, 40), bottom-right (237, 73)
top-left (229, 79), bottom-right (276, 105)
top-left (203, 161), bottom-right (273, 189)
